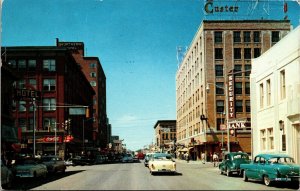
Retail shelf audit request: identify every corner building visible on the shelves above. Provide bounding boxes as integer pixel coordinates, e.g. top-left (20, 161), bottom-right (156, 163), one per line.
top-left (176, 20), bottom-right (291, 160)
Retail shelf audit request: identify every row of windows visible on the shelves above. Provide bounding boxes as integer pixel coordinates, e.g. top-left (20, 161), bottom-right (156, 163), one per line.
top-left (18, 117), bottom-right (58, 132)
top-left (216, 99), bottom-right (250, 114)
top-left (15, 98), bottom-right (56, 112)
top-left (214, 31), bottom-right (280, 44)
top-left (8, 59), bottom-right (56, 71)
top-left (215, 48), bottom-right (261, 60)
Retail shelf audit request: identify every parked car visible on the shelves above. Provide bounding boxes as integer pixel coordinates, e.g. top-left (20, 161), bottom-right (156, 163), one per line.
top-left (148, 153), bottom-right (176, 175)
top-left (1, 159), bottom-right (13, 189)
top-left (41, 155), bottom-right (66, 173)
top-left (12, 158), bottom-right (48, 178)
top-left (219, 152), bottom-right (250, 176)
top-left (144, 153), bottom-right (154, 167)
top-left (72, 156), bottom-right (94, 166)
top-left (122, 154), bottom-right (134, 163)
top-left (240, 154), bottom-right (300, 186)
top-left (94, 155), bottom-right (106, 164)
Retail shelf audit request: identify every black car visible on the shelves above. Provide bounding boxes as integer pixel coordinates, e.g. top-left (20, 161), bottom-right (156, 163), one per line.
top-left (72, 156), bottom-right (95, 166)
top-left (40, 155), bottom-right (66, 174)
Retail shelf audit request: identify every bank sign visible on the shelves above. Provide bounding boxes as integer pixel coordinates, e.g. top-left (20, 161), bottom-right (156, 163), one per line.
top-left (204, 1), bottom-right (239, 14)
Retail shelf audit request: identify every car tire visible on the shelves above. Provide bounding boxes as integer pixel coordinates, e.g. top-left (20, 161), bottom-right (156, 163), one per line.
top-left (263, 175), bottom-right (272, 186)
top-left (226, 168), bottom-right (231, 177)
top-left (243, 170), bottom-right (248, 182)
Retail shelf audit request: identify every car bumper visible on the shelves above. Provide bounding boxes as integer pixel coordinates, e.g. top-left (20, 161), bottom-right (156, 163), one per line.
top-left (16, 173), bottom-right (34, 178)
top-left (274, 177), bottom-right (300, 182)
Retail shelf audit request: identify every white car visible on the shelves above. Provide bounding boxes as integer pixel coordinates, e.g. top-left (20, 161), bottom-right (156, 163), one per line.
top-left (148, 153), bottom-right (176, 175)
top-left (13, 158), bottom-right (48, 178)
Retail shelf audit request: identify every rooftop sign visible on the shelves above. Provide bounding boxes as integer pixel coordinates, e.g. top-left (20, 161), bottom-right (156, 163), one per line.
top-left (204, 2), bottom-right (239, 14)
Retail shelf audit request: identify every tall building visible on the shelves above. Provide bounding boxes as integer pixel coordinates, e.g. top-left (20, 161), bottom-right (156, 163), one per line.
top-left (2, 46), bottom-right (95, 159)
top-left (56, 39), bottom-right (109, 149)
top-left (176, 20), bottom-right (291, 160)
top-left (250, 26), bottom-right (300, 163)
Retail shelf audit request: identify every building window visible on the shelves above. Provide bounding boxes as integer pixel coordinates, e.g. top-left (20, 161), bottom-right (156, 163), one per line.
top-left (253, 31), bottom-right (260, 42)
top-left (28, 60), bottom-right (36, 71)
top-left (235, 82), bottom-right (242, 95)
top-left (260, 129), bottom-right (266, 150)
top-left (8, 60), bottom-right (17, 69)
top-left (43, 59), bottom-right (56, 71)
top-left (43, 79), bottom-right (56, 91)
top-left (245, 65), bottom-right (251, 77)
top-left (280, 70), bottom-right (286, 100)
top-left (19, 100), bottom-right (26, 112)
top-left (214, 31), bottom-right (223, 43)
top-left (243, 31), bottom-right (251, 43)
top-left (29, 79), bottom-right (37, 89)
top-left (89, 63), bottom-right (96, 68)
top-left (260, 83), bottom-right (264, 108)
top-left (18, 60), bottom-right (26, 71)
top-left (254, 48), bottom-right (261, 58)
top-left (268, 128), bottom-right (274, 150)
top-left (234, 48), bottom-right (241, 59)
top-left (272, 31), bottom-right (280, 43)
top-left (215, 48), bottom-right (223, 59)
top-left (235, 100), bottom-right (243, 112)
top-left (216, 82), bottom-right (224, 95)
top-left (234, 65), bottom-right (242, 77)
top-left (19, 118), bottom-right (27, 132)
top-left (246, 100), bottom-right (251, 112)
top-left (90, 81), bottom-right (97, 87)
top-left (90, 72), bottom-right (97, 78)
top-left (244, 48), bottom-right (251, 59)
top-left (18, 79), bottom-right (26, 89)
top-left (245, 82), bottom-right (250, 94)
top-left (28, 118), bottom-right (34, 131)
top-left (215, 65), bottom-right (223, 77)
top-left (267, 79), bottom-right (271, 106)
top-left (43, 118), bottom-right (56, 131)
top-left (216, 100), bottom-right (224, 113)
top-left (233, 31), bottom-right (241, 43)
top-left (43, 98), bottom-right (56, 111)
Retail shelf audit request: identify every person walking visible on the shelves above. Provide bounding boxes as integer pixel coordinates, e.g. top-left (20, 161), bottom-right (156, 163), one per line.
top-left (201, 152), bottom-right (206, 164)
top-left (213, 152), bottom-right (219, 167)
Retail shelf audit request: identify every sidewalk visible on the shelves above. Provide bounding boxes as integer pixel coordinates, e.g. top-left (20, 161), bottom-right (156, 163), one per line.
top-left (175, 159), bottom-right (220, 168)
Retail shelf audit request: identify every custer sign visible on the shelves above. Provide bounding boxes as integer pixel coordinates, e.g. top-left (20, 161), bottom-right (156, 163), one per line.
top-left (204, 2), bottom-right (239, 14)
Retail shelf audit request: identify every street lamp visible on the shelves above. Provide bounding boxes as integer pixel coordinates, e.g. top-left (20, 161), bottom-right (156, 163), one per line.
top-left (206, 83), bottom-right (230, 153)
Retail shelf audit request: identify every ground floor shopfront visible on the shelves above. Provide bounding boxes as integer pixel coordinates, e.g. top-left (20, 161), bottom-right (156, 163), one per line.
top-left (176, 130), bottom-right (251, 161)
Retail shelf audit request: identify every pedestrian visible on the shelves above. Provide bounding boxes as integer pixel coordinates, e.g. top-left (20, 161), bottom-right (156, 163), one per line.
top-left (213, 152), bottom-right (219, 167)
top-left (185, 152), bottom-right (189, 163)
top-left (201, 152), bottom-right (206, 164)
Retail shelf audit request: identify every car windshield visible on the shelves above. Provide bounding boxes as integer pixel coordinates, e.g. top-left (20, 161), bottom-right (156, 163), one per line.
top-left (232, 154), bottom-right (249, 160)
top-left (41, 157), bottom-right (56, 162)
top-left (268, 157), bottom-right (295, 164)
top-left (153, 153), bottom-right (172, 160)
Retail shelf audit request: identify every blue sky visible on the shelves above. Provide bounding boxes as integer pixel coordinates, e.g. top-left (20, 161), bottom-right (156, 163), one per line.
top-left (2, 0), bottom-right (300, 151)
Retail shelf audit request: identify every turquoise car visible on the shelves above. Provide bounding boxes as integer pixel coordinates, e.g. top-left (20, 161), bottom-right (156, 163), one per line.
top-left (240, 154), bottom-right (300, 186)
top-left (219, 152), bottom-right (250, 177)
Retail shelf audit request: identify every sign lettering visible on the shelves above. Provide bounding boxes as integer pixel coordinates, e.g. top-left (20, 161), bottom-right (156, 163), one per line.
top-left (204, 2), bottom-right (239, 14)
top-left (228, 75), bottom-right (235, 119)
top-left (14, 89), bottom-right (41, 101)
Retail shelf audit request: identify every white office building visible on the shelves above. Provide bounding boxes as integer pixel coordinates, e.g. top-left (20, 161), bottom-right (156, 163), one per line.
top-left (250, 26), bottom-right (300, 164)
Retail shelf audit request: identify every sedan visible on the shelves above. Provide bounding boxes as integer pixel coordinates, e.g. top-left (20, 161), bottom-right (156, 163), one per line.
top-left (240, 154), bottom-right (300, 186)
top-left (122, 154), bottom-right (134, 163)
top-left (12, 158), bottom-right (48, 178)
top-left (148, 153), bottom-right (176, 175)
top-left (219, 152), bottom-right (250, 176)
top-left (41, 155), bottom-right (66, 173)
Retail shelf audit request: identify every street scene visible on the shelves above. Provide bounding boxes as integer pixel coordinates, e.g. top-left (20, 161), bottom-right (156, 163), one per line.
top-left (1, 0), bottom-right (300, 190)
top-left (7, 160), bottom-right (299, 190)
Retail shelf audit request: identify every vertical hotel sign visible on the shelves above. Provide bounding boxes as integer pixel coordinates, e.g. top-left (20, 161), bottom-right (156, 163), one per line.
top-left (228, 74), bottom-right (235, 118)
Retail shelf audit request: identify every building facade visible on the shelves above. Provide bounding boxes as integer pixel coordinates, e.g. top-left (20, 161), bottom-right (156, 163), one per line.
top-left (153, 120), bottom-right (176, 153)
top-left (2, 46), bottom-right (95, 159)
top-left (176, 20), bottom-right (291, 160)
top-left (250, 26), bottom-right (300, 163)
top-left (56, 39), bottom-right (110, 149)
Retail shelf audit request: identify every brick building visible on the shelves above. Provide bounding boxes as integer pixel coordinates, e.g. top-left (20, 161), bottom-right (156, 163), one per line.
top-left (56, 39), bottom-right (110, 149)
top-left (176, 20), bottom-right (291, 160)
top-left (2, 46), bottom-right (95, 159)
top-left (153, 120), bottom-right (176, 153)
